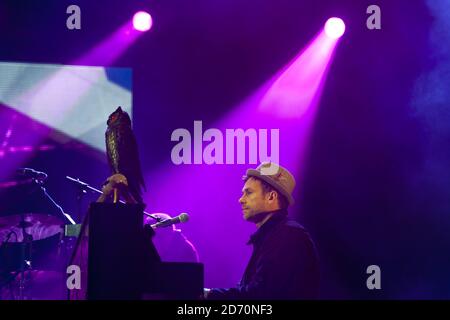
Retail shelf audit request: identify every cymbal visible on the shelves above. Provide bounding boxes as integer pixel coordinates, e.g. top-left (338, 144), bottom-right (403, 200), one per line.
top-left (0, 213), bottom-right (63, 242)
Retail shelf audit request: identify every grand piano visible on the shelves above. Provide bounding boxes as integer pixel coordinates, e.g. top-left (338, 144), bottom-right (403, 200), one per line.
top-left (68, 202), bottom-right (204, 300)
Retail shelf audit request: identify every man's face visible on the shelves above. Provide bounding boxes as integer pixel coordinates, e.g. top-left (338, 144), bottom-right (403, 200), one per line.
top-left (239, 178), bottom-right (269, 222)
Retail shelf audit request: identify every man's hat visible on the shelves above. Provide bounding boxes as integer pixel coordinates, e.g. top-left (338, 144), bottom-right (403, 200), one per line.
top-left (244, 162), bottom-right (296, 205)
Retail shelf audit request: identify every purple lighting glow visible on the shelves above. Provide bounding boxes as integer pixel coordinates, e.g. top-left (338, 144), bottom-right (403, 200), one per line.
top-left (141, 20), bottom-right (344, 290)
top-left (133, 11), bottom-right (152, 32)
top-left (324, 17), bottom-right (345, 39)
top-left (259, 30), bottom-right (339, 119)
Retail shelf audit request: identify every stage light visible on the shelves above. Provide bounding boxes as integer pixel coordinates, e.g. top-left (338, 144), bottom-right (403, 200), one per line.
top-left (324, 17), bottom-right (345, 39)
top-left (133, 11), bottom-right (152, 32)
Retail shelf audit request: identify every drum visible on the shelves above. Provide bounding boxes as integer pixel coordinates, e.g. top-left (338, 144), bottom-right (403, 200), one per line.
top-left (0, 175), bottom-right (71, 299)
top-left (0, 213), bottom-right (63, 243)
top-left (0, 270), bottom-right (65, 300)
top-left (0, 232), bottom-right (67, 300)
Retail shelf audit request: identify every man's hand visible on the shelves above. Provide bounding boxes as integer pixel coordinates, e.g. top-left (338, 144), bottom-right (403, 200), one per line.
top-left (103, 174), bottom-right (128, 193)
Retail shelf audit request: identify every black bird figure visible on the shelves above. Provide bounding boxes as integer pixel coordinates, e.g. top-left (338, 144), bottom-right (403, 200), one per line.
top-left (105, 106), bottom-right (146, 204)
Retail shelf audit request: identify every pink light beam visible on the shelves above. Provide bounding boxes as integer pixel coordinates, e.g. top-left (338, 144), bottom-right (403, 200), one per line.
top-left (259, 28), bottom-right (342, 119)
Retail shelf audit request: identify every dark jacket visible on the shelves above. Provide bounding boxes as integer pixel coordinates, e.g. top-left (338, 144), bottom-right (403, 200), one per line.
top-left (209, 209), bottom-right (319, 300)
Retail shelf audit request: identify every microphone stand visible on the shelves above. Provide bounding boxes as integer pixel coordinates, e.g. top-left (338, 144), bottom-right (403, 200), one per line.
top-left (33, 178), bottom-right (76, 225)
top-left (65, 176), bottom-right (162, 222)
top-left (30, 176), bottom-right (76, 294)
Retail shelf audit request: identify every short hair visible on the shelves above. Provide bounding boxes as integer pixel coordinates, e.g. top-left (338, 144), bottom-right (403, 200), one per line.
top-left (243, 176), bottom-right (289, 209)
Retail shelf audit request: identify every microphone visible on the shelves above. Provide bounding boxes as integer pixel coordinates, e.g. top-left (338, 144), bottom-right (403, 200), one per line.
top-left (151, 213), bottom-right (189, 229)
top-left (16, 168), bottom-right (48, 181)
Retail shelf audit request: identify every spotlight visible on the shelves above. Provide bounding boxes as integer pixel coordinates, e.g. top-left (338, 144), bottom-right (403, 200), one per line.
top-left (324, 17), bottom-right (345, 39)
top-left (133, 11), bottom-right (152, 32)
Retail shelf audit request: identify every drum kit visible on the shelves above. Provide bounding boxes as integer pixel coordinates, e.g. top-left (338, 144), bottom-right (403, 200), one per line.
top-left (0, 171), bottom-right (75, 300)
top-left (0, 168), bottom-right (166, 300)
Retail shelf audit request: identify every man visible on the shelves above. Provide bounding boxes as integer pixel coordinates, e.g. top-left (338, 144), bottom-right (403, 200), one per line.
top-left (205, 162), bottom-right (319, 300)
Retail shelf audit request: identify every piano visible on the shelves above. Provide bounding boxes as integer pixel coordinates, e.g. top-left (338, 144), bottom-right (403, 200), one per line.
top-left (68, 202), bottom-right (203, 300)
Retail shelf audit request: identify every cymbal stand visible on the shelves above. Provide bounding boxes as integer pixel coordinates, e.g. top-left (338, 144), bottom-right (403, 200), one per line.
top-left (17, 215), bottom-right (33, 300)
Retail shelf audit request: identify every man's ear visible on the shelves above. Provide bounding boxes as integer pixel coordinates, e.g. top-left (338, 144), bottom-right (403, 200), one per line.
top-left (268, 191), bottom-right (277, 202)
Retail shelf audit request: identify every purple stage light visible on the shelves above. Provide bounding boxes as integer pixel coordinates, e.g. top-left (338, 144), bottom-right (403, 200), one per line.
top-left (133, 11), bottom-right (152, 32)
top-left (324, 17), bottom-right (345, 39)
top-left (259, 30), bottom-right (339, 119)
top-left (141, 21), bottom-right (344, 290)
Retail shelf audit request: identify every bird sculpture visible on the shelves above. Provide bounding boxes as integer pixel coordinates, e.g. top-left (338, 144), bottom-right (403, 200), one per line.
top-left (105, 106), bottom-right (146, 204)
